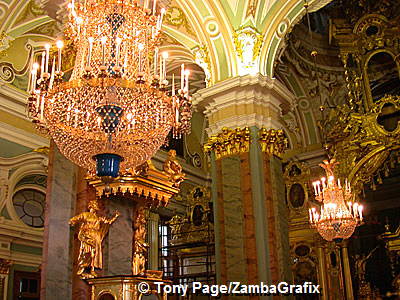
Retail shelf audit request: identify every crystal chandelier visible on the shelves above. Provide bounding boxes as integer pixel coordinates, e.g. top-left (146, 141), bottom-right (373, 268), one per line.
top-left (26, 0), bottom-right (192, 177)
top-left (309, 159), bottom-right (364, 242)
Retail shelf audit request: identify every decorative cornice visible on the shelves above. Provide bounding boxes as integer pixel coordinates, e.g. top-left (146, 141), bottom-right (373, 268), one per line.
top-left (207, 113), bottom-right (283, 136)
top-left (204, 127), bottom-right (251, 160)
top-left (192, 74), bottom-right (295, 135)
top-left (0, 121), bottom-right (48, 149)
top-left (0, 151), bottom-right (48, 169)
top-left (259, 128), bottom-right (288, 157)
top-left (0, 84), bottom-right (28, 119)
top-left (193, 74), bottom-right (294, 109)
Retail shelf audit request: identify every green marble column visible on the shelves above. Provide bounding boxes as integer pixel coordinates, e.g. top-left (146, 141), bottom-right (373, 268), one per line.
top-left (206, 127), bottom-right (291, 299)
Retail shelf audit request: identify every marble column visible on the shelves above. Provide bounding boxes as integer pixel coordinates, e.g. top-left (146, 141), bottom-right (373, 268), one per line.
top-left (206, 127), bottom-right (291, 300)
top-left (41, 141), bottom-right (78, 300)
top-left (341, 242), bottom-right (354, 300)
top-left (317, 245), bottom-right (329, 300)
top-left (147, 212), bottom-right (160, 270)
top-left (104, 196), bottom-right (134, 275)
top-left (196, 75), bottom-right (294, 299)
top-left (71, 168), bottom-right (94, 300)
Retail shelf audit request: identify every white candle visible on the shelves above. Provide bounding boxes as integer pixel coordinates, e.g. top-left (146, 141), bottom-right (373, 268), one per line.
top-left (87, 37), bottom-right (94, 67)
top-left (36, 94), bottom-right (40, 113)
top-left (358, 205), bottom-right (363, 220)
top-left (138, 43), bottom-right (144, 73)
top-left (162, 52), bottom-right (168, 81)
top-left (312, 182), bottom-right (317, 195)
top-left (159, 55), bottom-right (163, 81)
top-left (175, 97), bottom-right (179, 123)
top-left (30, 70), bottom-right (36, 93)
top-left (30, 63), bottom-right (39, 92)
top-left (160, 8), bottom-right (165, 26)
top-left (184, 69), bottom-right (190, 94)
top-left (101, 36), bottom-right (107, 66)
top-left (56, 40), bottom-right (64, 72)
top-left (144, 0), bottom-right (149, 9)
top-left (40, 51), bottom-right (46, 78)
top-left (321, 177), bottom-right (326, 188)
top-left (172, 74), bottom-right (175, 96)
top-left (123, 51), bottom-right (128, 70)
top-left (153, 47), bottom-right (158, 76)
top-left (49, 57), bottom-right (56, 89)
top-left (353, 203), bottom-right (358, 216)
top-left (40, 96), bottom-right (45, 120)
top-left (180, 64), bottom-right (184, 90)
top-left (44, 44), bottom-right (50, 73)
top-left (152, 0), bottom-right (157, 15)
top-left (115, 37), bottom-right (122, 67)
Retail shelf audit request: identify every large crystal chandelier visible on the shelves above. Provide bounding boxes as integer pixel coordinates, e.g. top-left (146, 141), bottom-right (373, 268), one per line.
top-left (309, 159), bottom-right (364, 242)
top-left (26, 0), bottom-right (192, 177)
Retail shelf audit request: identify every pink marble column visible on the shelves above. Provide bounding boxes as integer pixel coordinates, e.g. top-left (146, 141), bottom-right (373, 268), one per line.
top-left (41, 141), bottom-right (78, 300)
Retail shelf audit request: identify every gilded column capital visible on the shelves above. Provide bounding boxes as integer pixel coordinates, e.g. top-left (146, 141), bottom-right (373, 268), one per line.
top-left (259, 128), bottom-right (288, 157)
top-left (204, 127), bottom-right (251, 160)
top-left (0, 259), bottom-right (11, 275)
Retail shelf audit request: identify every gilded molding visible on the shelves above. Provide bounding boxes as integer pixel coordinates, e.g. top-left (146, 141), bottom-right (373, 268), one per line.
top-left (204, 127), bottom-right (251, 160)
top-left (331, 12), bottom-right (400, 110)
top-left (324, 95), bottom-right (400, 193)
top-left (193, 45), bottom-right (212, 86)
top-left (259, 128), bottom-right (288, 157)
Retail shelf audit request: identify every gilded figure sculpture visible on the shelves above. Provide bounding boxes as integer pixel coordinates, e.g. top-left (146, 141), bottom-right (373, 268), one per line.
top-left (163, 150), bottom-right (185, 187)
top-left (203, 127), bottom-right (251, 159)
top-left (167, 215), bottom-right (186, 240)
top-left (354, 246), bottom-right (378, 283)
top-left (132, 206), bottom-right (148, 275)
top-left (69, 199), bottom-right (120, 279)
top-left (259, 128), bottom-right (288, 156)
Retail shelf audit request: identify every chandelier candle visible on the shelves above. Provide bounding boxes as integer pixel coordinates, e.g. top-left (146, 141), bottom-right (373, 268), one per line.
top-left (26, 0), bottom-right (192, 178)
top-left (309, 159), bottom-right (363, 241)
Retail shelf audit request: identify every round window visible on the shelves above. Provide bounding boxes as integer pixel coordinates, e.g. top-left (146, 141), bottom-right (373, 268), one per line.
top-left (13, 189), bottom-right (45, 228)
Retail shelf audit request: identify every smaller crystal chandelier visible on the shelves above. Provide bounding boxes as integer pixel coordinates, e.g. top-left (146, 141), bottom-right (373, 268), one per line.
top-left (309, 159), bottom-right (364, 242)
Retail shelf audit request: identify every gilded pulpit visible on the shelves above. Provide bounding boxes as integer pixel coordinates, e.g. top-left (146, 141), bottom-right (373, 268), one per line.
top-left (69, 153), bottom-right (184, 300)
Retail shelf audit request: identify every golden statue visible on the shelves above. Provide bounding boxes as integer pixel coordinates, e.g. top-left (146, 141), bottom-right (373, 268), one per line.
top-left (69, 199), bottom-right (120, 279)
top-left (354, 246), bottom-right (378, 283)
top-left (163, 150), bottom-right (185, 187)
top-left (132, 207), bottom-right (148, 275)
top-left (167, 215), bottom-right (186, 240)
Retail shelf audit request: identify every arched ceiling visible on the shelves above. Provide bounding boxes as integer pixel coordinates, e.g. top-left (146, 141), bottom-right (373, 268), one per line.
top-left (0, 0), bottom-right (335, 158)
top-left (0, 0), bottom-right (334, 94)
